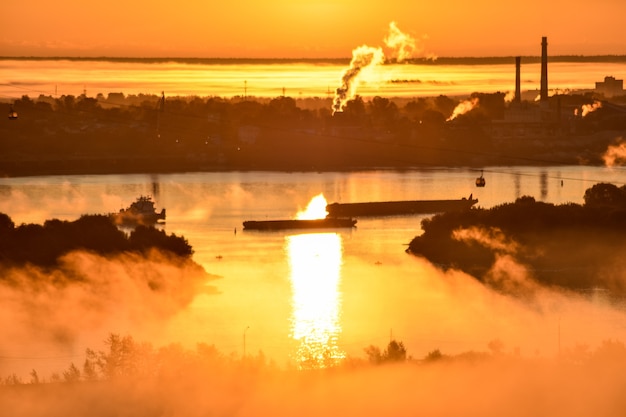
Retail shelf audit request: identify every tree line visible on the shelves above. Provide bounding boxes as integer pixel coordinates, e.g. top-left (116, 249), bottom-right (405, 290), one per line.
top-left (2, 90), bottom-right (616, 175)
top-left (0, 213), bottom-right (193, 269)
top-left (406, 182), bottom-right (626, 294)
top-left (3, 332), bottom-right (625, 385)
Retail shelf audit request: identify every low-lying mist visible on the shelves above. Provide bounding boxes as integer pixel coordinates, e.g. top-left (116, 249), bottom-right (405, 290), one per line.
top-left (3, 187), bottom-right (626, 415)
top-left (0, 249), bottom-right (218, 377)
top-left (2, 249), bottom-right (626, 416)
top-left (2, 340), bottom-right (626, 417)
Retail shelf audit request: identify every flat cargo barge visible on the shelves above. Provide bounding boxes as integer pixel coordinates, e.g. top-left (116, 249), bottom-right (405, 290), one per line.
top-left (243, 217), bottom-right (357, 231)
top-left (326, 197), bottom-right (477, 218)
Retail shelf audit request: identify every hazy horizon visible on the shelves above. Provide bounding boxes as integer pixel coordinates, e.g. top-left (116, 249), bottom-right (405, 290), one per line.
top-left (3, 55), bottom-right (626, 63)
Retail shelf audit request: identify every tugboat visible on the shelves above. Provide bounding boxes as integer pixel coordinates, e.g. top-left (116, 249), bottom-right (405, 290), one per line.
top-left (110, 196), bottom-right (166, 226)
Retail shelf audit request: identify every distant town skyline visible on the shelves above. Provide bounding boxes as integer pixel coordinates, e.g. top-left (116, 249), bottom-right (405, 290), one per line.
top-left (2, 1), bottom-right (626, 58)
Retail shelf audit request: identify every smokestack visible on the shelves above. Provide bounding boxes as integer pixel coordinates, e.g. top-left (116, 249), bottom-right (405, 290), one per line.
top-left (515, 56), bottom-right (521, 103)
top-left (540, 36), bottom-right (548, 101)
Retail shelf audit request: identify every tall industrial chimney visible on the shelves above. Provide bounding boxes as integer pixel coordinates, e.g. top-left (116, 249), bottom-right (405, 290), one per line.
top-left (515, 56), bottom-right (521, 103)
top-left (540, 36), bottom-right (548, 101)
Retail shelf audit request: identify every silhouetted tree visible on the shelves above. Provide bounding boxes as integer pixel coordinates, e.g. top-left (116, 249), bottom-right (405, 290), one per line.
top-left (85, 334), bottom-right (144, 379)
top-left (0, 213), bottom-right (193, 268)
top-left (424, 349), bottom-right (444, 362)
top-left (584, 182), bottom-right (626, 207)
top-left (364, 340), bottom-right (407, 364)
top-left (364, 345), bottom-right (383, 364)
top-left (129, 225), bottom-right (193, 257)
top-left (63, 363), bottom-right (81, 382)
top-left (384, 340), bottom-right (407, 362)
top-left (29, 369), bottom-right (39, 384)
top-left (0, 213), bottom-right (14, 234)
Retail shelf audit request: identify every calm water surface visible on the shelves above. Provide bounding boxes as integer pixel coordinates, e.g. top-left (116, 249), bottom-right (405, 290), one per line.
top-left (2, 167), bottom-right (626, 372)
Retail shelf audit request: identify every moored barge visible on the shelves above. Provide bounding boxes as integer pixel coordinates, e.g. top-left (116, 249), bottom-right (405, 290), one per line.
top-left (243, 217), bottom-right (357, 231)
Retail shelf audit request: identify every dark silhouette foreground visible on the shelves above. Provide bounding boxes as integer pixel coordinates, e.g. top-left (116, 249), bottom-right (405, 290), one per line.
top-left (2, 91), bottom-right (625, 176)
top-left (406, 183), bottom-right (626, 295)
top-left (0, 213), bottom-right (192, 269)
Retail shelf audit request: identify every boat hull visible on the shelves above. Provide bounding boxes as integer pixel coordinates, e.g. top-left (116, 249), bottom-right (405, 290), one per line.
top-left (109, 196), bottom-right (166, 226)
top-left (326, 198), bottom-right (477, 217)
top-left (243, 218), bottom-right (357, 231)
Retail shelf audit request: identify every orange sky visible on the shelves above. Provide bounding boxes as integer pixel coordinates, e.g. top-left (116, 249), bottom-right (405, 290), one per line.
top-left (2, 0), bottom-right (625, 58)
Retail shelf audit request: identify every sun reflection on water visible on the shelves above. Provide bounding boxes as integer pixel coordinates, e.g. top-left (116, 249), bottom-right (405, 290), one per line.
top-left (287, 232), bottom-right (345, 369)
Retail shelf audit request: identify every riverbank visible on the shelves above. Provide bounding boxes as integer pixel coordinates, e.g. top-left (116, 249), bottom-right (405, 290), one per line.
top-left (2, 90), bottom-right (624, 177)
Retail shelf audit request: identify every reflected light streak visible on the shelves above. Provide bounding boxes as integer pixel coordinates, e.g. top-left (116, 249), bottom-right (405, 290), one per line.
top-left (287, 233), bottom-right (345, 369)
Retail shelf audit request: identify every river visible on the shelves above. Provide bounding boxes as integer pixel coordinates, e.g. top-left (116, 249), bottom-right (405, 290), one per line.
top-left (1, 167), bottom-right (626, 375)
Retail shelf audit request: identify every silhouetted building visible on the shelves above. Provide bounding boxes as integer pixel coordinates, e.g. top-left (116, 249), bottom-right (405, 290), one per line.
top-left (490, 37), bottom-right (561, 140)
top-left (595, 76), bottom-right (624, 98)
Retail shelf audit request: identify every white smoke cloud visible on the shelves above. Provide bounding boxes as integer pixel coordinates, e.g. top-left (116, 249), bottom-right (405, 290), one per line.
top-left (504, 91), bottom-right (515, 102)
top-left (332, 21), bottom-right (432, 114)
top-left (384, 21), bottom-right (417, 62)
top-left (332, 46), bottom-right (385, 114)
top-left (447, 97), bottom-right (479, 121)
top-left (581, 100), bottom-right (602, 117)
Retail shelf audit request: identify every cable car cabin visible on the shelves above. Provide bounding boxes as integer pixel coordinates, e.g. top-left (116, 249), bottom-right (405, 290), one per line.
top-left (475, 171), bottom-right (486, 187)
top-left (8, 108), bottom-right (18, 120)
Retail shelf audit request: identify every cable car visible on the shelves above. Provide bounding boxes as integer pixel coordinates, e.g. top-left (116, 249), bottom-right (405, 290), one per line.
top-left (475, 170), bottom-right (486, 187)
top-left (8, 106), bottom-right (18, 120)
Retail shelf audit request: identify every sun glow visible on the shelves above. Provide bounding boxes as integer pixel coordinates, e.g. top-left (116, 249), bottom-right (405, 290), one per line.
top-left (295, 193), bottom-right (328, 220)
top-left (287, 233), bottom-right (345, 368)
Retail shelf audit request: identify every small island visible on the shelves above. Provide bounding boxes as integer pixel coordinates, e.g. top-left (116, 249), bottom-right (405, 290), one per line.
top-left (406, 182), bottom-right (626, 296)
top-left (0, 213), bottom-right (192, 269)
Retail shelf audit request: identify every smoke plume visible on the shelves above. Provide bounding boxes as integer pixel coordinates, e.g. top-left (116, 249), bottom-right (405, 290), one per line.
top-left (332, 46), bottom-right (385, 114)
top-left (447, 97), bottom-right (479, 121)
top-left (503, 91), bottom-right (515, 102)
top-left (574, 100), bottom-right (602, 117)
top-left (332, 21), bottom-right (430, 114)
top-left (384, 21), bottom-right (417, 62)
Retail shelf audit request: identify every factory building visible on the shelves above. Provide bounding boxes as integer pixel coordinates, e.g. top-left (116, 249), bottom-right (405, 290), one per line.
top-left (490, 37), bottom-right (562, 139)
top-left (595, 76), bottom-right (624, 98)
